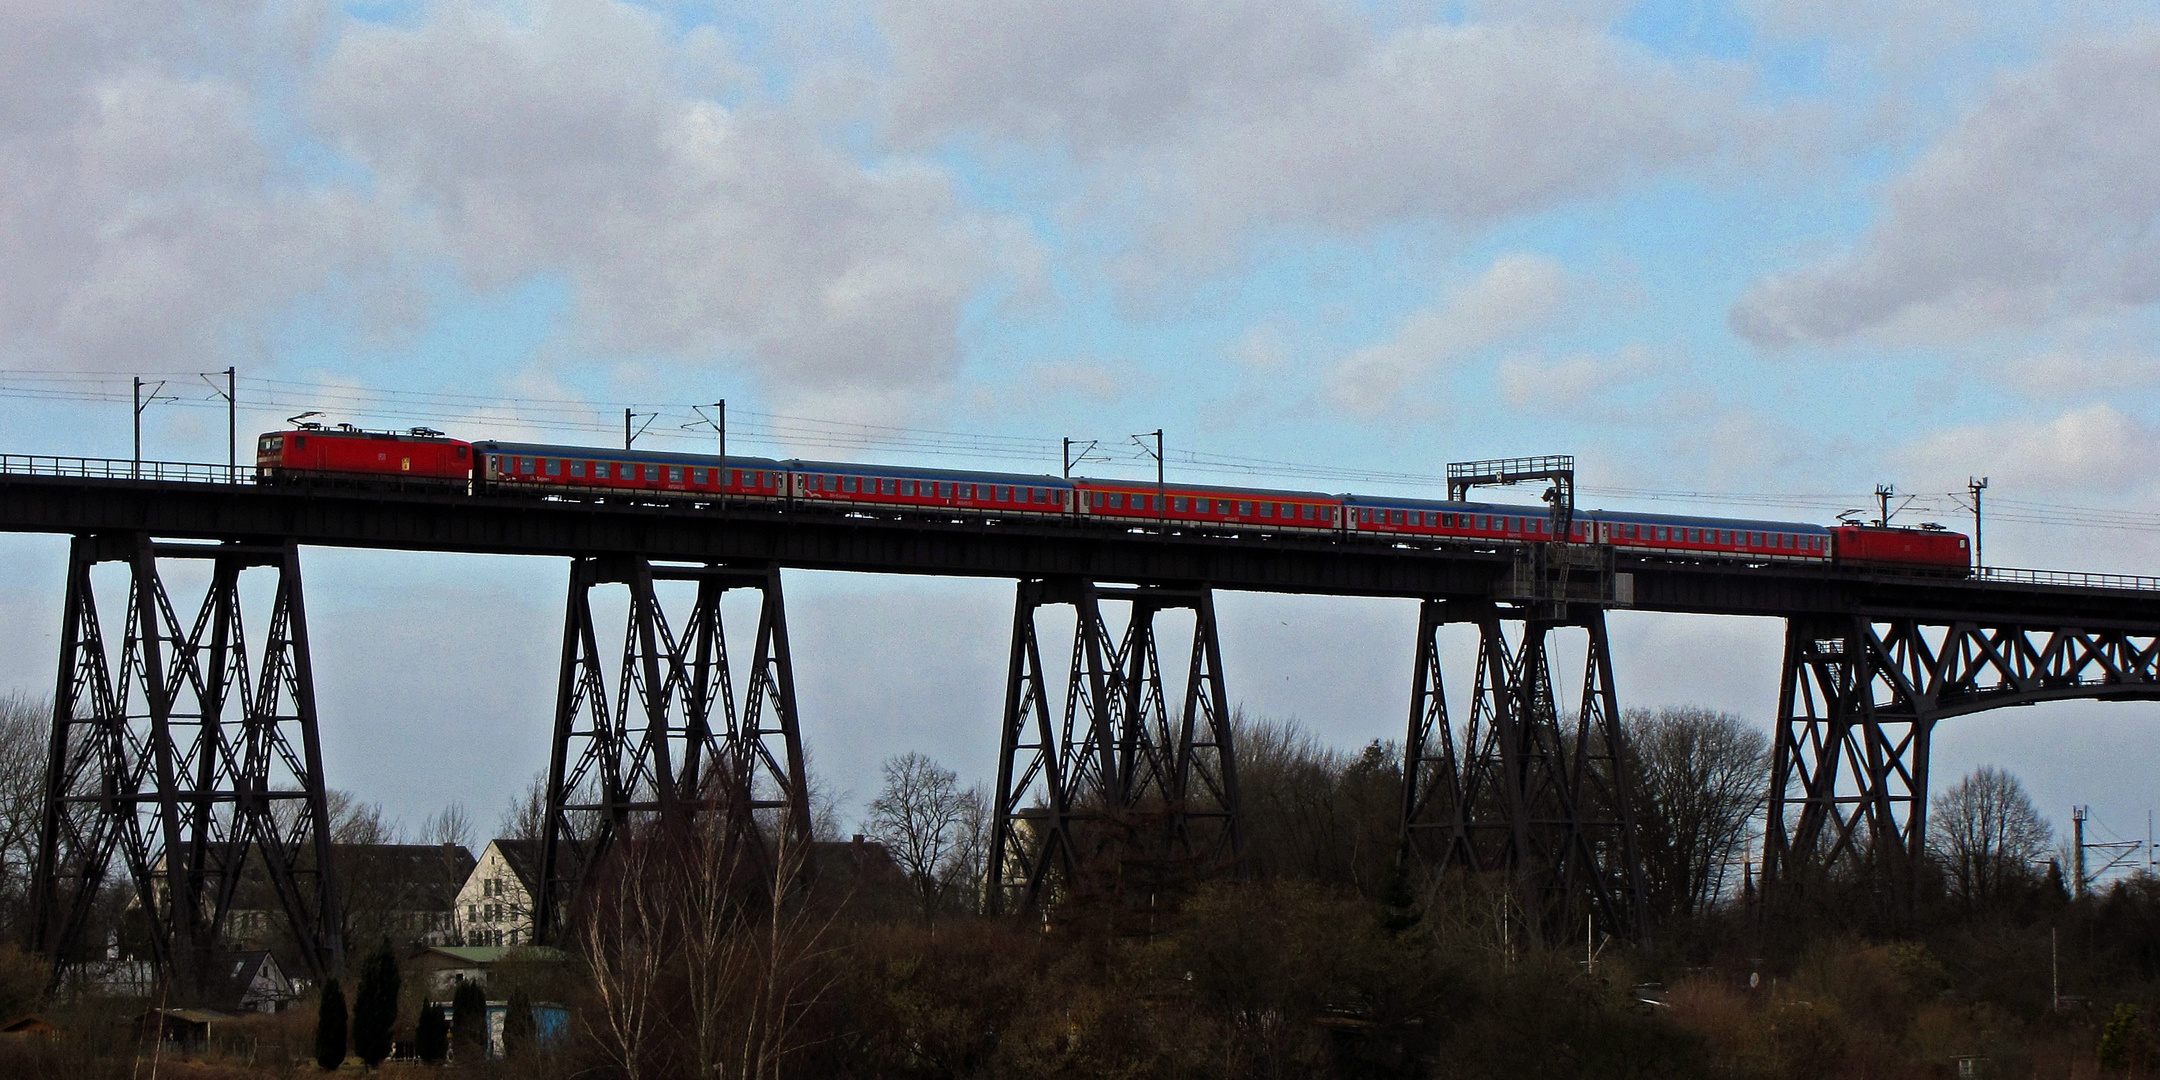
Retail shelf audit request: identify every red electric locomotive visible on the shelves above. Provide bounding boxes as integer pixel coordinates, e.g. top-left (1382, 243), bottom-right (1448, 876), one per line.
top-left (255, 426), bottom-right (473, 484)
top-left (1829, 525), bottom-right (1971, 570)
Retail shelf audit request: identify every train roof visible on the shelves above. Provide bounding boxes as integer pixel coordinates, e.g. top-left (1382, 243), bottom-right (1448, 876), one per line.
top-left (1340, 493), bottom-right (1542, 514)
top-left (1582, 507), bottom-right (1830, 533)
top-left (474, 441), bottom-right (785, 469)
top-left (783, 459), bottom-right (1070, 486)
top-left (1073, 477), bottom-right (1338, 501)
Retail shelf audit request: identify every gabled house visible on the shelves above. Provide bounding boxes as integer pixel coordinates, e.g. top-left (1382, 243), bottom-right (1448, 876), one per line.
top-left (214, 950), bottom-right (296, 1013)
top-left (457, 839), bottom-right (543, 947)
top-left (141, 842), bottom-right (475, 956)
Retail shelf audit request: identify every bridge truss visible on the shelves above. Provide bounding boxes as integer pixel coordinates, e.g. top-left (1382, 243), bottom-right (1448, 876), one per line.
top-left (30, 534), bottom-right (341, 988)
top-left (987, 580), bottom-right (1241, 915)
top-left (535, 559), bottom-right (809, 942)
top-left (1764, 615), bottom-right (2160, 898)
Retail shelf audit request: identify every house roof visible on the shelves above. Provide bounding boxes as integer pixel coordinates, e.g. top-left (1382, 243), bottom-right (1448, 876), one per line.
top-left (337, 844), bottom-right (477, 911)
top-left (410, 945), bottom-right (569, 967)
top-left (487, 839), bottom-right (546, 895)
top-left (140, 1008), bottom-right (235, 1025)
top-left (152, 842), bottom-right (475, 913)
top-left (217, 950), bottom-right (278, 985)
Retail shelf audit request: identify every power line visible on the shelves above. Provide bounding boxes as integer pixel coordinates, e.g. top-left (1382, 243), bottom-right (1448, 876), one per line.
top-left (3, 369), bottom-right (2158, 532)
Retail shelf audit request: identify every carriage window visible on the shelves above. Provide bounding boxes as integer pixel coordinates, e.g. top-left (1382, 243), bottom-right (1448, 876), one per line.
top-left (664, 467), bottom-right (679, 483)
top-left (544, 459), bottom-right (560, 476)
top-left (1238, 501), bottom-right (1251, 515)
top-left (1302, 505), bottom-right (1314, 521)
top-left (1259, 503), bottom-right (1274, 518)
top-left (1172, 497), bottom-right (1186, 512)
top-left (573, 462), bottom-right (587, 478)
top-left (999, 486), bottom-right (1012, 502)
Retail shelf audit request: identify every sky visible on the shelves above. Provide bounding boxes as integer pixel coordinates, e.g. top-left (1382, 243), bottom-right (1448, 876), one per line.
top-left (0, 0), bottom-right (2155, 871)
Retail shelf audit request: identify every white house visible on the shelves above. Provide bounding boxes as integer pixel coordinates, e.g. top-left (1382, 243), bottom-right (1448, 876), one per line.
top-left (455, 839), bottom-right (543, 947)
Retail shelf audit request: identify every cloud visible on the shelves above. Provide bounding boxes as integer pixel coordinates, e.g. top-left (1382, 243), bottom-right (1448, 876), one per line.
top-left (1731, 28), bottom-right (2160, 346)
top-left (1495, 343), bottom-right (1671, 407)
top-left (1327, 253), bottom-right (1567, 414)
top-left (0, 2), bottom-right (406, 369)
top-left (312, 0), bottom-right (1026, 409)
top-left (2001, 350), bottom-right (2160, 399)
top-left (1893, 403), bottom-right (2160, 495)
top-left (0, 0), bottom-right (1024, 415)
top-left (878, 1), bottom-right (1753, 266)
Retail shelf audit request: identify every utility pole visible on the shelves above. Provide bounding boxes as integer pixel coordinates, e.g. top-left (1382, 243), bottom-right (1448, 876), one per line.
top-left (131, 376), bottom-right (172, 478)
top-left (1062, 437), bottom-right (1072, 480)
top-left (1968, 476), bottom-right (1988, 571)
top-left (2074, 806), bottom-right (2088, 899)
top-left (1876, 484), bottom-right (1895, 527)
top-left (2051, 926), bottom-right (2059, 1011)
top-left (200, 368), bottom-right (237, 478)
top-left (1132, 429), bottom-right (1164, 521)
top-left (226, 367), bottom-right (236, 475)
top-left (625, 408), bottom-right (633, 450)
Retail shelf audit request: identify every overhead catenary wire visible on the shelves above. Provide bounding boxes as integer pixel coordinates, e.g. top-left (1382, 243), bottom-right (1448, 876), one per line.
top-left (2, 369), bottom-right (2156, 533)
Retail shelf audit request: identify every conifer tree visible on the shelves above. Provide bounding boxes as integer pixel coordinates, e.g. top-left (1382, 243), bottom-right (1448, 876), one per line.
top-left (352, 938), bottom-right (401, 1066)
top-left (451, 978), bottom-right (490, 1062)
top-left (503, 986), bottom-right (535, 1059)
top-left (314, 977), bottom-right (348, 1071)
top-left (416, 1001), bottom-right (449, 1064)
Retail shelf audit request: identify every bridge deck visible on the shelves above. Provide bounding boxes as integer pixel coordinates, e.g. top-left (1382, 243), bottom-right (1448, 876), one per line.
top-left (1, 466), bottom-right (2155, 627)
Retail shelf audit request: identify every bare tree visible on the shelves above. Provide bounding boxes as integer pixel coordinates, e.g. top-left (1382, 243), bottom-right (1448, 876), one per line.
top-left (865, 753), bottom-right (982, 919)
top-left (326, 791), bottom-right (398, 845)
top-left (500, 774), bottom-right (549, 844)
top-left (1625, 706), bottom-right (1770, 922)
top-left (676, 814), bottom-right (839, 1079)
top-left (580, 834), bottom-right (672, 1080)
top-left (1930, 765), bottom-right (2051, 907)
top-left (418, 803), bottom-right (475, 851)
top-left (0, 692), bottom-right (48, 939)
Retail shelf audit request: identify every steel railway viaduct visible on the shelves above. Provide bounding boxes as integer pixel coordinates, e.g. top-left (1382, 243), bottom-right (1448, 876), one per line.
top-left (3, 458), bottom-right (2157, 988)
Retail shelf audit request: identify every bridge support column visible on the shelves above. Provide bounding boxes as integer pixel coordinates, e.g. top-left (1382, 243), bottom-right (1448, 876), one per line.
top-left (1762, 614), bottom-right (2160, 911)
top-left (30, 534), bottom-right (342, 988)
top-left (986, 580), bottom-right (1240, 915)
top-left (535, 559), bottom-right (808, 943)
top-left (1401, 600), bottom-right (1645, 940)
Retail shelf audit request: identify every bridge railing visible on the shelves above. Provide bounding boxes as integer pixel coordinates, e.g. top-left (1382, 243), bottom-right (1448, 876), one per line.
top-left (1978, 566), bottom-right (2160, 593)
top-left (0, 455), bottom-right (253, 485)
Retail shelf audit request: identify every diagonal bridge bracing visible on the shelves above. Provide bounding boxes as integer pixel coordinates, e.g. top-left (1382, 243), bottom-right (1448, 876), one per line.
top-left (30, 534), bottom-right (341, 990)
top-left (1764, 615), bottom-right (2160, 900)
top-left (987, 579), bottom-right (1241, 915)
top-left (534, 558), bottom-right (809, 943)
top-left (1401, 600), bottom-right (1647, 940)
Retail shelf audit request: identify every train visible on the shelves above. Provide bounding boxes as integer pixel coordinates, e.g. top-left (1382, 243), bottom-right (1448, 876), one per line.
top-left (253, 424), bottom-right (1973, 572)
